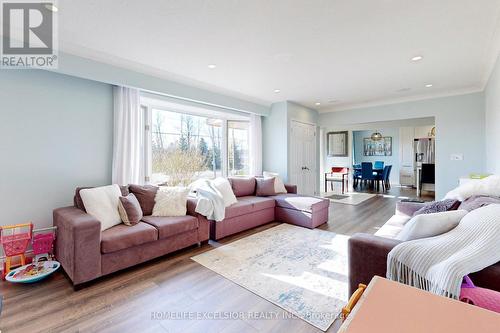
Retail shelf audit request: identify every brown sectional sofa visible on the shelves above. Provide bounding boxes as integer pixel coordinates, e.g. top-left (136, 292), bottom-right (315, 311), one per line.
top-left (209, 177), bottom-right (330, 240)
top-left (348, 201), bottom-right (500, 296)
top-left (55, 179), bottom-right (330, 287)
top-left (54, 185), bottom-right (208, 287)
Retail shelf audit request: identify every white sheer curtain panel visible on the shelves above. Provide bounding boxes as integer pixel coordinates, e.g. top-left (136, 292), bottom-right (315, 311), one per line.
top-left (249, 113), bottom-right (263, 176)
top-left (112, 86), bottom-right (144, 185)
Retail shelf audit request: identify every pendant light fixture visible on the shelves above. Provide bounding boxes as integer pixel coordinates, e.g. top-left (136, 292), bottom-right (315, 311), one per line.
top-left (371, 131), bottom-right (383, 141)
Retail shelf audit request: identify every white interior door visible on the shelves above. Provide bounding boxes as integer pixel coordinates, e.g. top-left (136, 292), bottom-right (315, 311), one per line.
top-left (290, 120), bottom-right (317, 195)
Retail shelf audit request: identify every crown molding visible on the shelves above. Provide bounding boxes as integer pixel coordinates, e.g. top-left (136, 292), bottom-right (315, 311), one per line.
top-left (318, 86), bottom-right (483, 114)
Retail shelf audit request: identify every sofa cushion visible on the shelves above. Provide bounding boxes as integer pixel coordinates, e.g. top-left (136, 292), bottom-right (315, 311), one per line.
top-left (271, 194), bottom-right (329, 213)
top-left (224, 196), bottom-right (276, 219)
top-left (75, 185), bottom-right (129, 212)
top-left (228, 177), bottom-right (256, 197)
top-left (101, 222), bottom-right (158, 254)
top-left (129, 184), bottom-right (159, 215)
top-left (374, 215), bottom-right (411, 239)
top-left (141, 215), bottom-right (198, 239)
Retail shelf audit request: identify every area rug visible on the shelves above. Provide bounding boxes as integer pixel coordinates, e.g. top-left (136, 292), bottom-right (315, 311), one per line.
top-left (324, 192), bottom-right (376, 205)
top-left (191, 224), bottom-right (348, 331)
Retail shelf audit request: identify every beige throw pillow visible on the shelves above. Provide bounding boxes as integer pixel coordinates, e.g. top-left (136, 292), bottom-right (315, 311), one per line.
top-left (263, 171), bottom-right (287, 193)
top-left (152, 186), bottom-right (190, 217)
top-left (79, 184), bottom-right (122, 231)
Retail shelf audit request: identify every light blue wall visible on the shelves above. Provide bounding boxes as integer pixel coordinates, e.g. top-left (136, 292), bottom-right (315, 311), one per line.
top-left (262, 101), bottom-right (320, 192)
top-left (263, 101), bottom-right (288, 179)
top-left (485, 55), bottom-right (500, 175)
top-left (319, 93), bottom-right (485, 198)
top-left (353, 128), bottom-right (400, 184)
top-left (0, 70), bottom-right (113, 228)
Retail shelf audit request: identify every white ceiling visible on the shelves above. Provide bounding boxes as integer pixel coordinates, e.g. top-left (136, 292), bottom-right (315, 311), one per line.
top-left (57, 0), bottom-right (500, 112)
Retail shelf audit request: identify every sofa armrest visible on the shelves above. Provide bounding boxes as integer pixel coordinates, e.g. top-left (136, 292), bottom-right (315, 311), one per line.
top-left (348, 233), bottom-right (401, 296)
top-left (53, 206), bottom-right (102, 285)
top-left (396, 201), bottom-right (426, 217)
top-left (285, 184), bottom-right (297, 194)
top-left (186, 197), bottom-right (197, 217)
top-left (186, 197), bottom-right (209, 242)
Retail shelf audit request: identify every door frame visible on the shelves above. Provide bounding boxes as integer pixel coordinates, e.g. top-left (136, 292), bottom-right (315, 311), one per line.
top-left (289, 119), bottom-right (318, 195)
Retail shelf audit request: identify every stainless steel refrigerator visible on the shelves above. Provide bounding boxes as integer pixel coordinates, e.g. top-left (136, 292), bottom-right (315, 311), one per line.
top-left (414, 138), bottom-right (435, 165)
top-left (414, 138), bottom-right (435, 194)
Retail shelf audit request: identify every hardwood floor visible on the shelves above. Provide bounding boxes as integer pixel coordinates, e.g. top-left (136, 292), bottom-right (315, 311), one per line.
top-left (0, 187), bottom-right (429, 333)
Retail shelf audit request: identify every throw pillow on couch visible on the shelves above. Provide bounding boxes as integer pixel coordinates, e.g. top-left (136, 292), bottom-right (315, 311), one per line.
top-left (255, 177), bottom-right (276, 196)
top-left (396, 209), bottom-right (468, 241)
top-left (152, 186), bottom-right (190, 217)
top-left (263, 171), bottom-right (287, 194)
top-left (79, 184), bottom-right (123, 231)
top-left (118, 193), bottom-right (143, 226)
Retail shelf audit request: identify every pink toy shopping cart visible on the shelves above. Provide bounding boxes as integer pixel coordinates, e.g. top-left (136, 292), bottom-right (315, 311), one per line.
top-left (32, 227), bottom-right (56, 263)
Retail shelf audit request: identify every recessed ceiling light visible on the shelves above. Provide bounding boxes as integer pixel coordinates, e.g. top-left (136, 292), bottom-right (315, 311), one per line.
top-left (274, 89), bottom-right (281, 93)
top-left (411, 55), bottom-right (423, 62)
top-left (396, 88), bottom-right (411, 92)
top-left (315, 102), bottom-right (321, 106)
top-left (328, 100), bottom-right (338, 104)
top-left (44, 4), bottom-right (58, 12)
top-left (425, 84), bottom-right (433, 88)
top-left (207, 64), bottom-right (216, 69)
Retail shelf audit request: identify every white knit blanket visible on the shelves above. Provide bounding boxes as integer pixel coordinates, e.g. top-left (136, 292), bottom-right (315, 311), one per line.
top-left (191, 179), bottom-right (226, 222)
top-left (387, 204), bottom-right (500, 299)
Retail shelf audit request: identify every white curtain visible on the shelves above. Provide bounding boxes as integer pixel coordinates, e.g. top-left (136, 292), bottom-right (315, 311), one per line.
top-left (249, 113), bottom-right (263, 176)
top-left (112, 86), bottom-right (144, 185)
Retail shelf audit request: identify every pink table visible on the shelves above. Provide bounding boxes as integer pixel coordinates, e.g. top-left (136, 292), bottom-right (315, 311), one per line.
top-left (339, 276), bottom-right (500, 333)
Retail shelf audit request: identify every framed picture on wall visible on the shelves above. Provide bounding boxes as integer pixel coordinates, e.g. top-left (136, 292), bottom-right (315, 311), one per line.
top-left (327, 131), bottom-right (348, 157)
top-left (363, 137), bottom-right (392, 156)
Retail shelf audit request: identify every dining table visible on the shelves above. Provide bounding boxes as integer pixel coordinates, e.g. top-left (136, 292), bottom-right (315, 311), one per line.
top-left (353, 167), bottom-right (384, 175)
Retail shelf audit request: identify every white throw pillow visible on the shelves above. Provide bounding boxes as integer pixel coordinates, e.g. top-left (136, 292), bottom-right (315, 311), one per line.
top-left (212, 177), bottom-right (238, 207)
top-left (80, 185), bottom-right (122, 231)
top-left (263, 171), bottom-right (287, 194)
top-left (396, 210), bottom-right (468, 241)
top-left (152, 186), bottom-right (190, 217)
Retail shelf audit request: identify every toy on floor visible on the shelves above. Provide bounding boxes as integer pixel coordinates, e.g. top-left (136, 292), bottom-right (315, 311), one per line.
top-left (0, 223), bottom-right (33, 279)
top-left (32, 227), bottom-right (57, 263)
top-left (5, 260), bottom-right (60, 284)
top-left (460, 275), bottom-right (500, 313)
top-left (1, 224), bottom-right (59, 282)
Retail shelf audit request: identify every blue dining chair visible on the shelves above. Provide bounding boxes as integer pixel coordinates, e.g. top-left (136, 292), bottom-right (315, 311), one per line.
top-left (374, 161), bottom-right (384, 170)
top-left (360, 162), bottom-right (376, 188)
top-left (385, 165), bottom-right (393, 190)
top-left (352, 164), bottom-right (362, 188)
top-left (376, 165), bottom-right (392, 191)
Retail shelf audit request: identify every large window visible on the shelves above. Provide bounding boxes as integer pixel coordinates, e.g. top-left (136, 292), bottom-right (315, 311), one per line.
top-left (148, 107), bottom-right (249, 185)
top-left (227, 121), bottom-right (250, 176)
